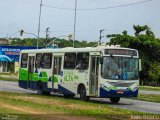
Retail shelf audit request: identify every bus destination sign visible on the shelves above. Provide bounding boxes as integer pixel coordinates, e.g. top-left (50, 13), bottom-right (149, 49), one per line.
top-left (105, 49), bottom-right (137, 56)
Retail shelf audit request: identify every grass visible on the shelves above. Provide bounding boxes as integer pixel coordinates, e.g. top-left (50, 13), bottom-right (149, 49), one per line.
top-left (0, 91), bottom-right (154, 120)
top-left (0, 73), bottom-right (18, 82)
top-left (0, 76), bottom-right (18, 82)
top-left (136, 94), bottom-right (160, 103)
top-left (139, 86), bottom-right (160, 92)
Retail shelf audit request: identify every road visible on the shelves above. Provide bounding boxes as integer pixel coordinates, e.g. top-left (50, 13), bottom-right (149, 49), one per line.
top-left (139, 90), bottom-right (160, 95)
top-left (0, 80), bottom-right (160, 114)
top-left (0, 80), bottom-right (35, 94)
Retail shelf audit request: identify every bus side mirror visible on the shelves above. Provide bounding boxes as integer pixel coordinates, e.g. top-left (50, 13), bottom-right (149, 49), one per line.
top-left (139, 59), bottom-right (142, 71)
top-left (100, 57), bottom-right (103, 64)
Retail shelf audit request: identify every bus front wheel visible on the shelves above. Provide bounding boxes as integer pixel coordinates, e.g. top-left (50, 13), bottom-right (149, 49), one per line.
top-left (80, 85), bottom-right (89, 101)
top-left (110, 97), bottom-right (120, 104)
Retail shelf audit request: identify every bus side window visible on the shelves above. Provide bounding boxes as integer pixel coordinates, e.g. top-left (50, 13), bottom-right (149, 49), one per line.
top-left (42, 53), bottom-right (52, 69)
top-left (54, 57), bottom-right (62, 75)
top-left (21, 53), bottom-right (28, 68)
top-left (64, 53), bottom-right (76, 69)
top-left (35, 53), bottom-right (42, 68)
top-left (76, 52), bottom-right (89, 70)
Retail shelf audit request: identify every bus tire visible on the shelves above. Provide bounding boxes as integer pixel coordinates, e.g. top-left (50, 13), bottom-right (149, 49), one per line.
top-left (63, 94), bottom-right (75, 98)
top-left (80, 85), bottom-right (89, 101)
top-left (110, 97), bottom-right (120, 104)
top-left (37, 82), bottom-right (44, 95)
top-left (43, 91), bottom-right (51, 96)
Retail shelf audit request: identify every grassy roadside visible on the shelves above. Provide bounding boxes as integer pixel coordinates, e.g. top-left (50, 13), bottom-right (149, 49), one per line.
top-left (139, 86), bottom-right (160, 92)
top-left (0, 91), bottom-right (153, 120)
top-left (0, 73), bottom-right (18, 82)
top-left (0, 76), bottom-right (18, 82)
top-left (136, 94), bottom-right (160, 103)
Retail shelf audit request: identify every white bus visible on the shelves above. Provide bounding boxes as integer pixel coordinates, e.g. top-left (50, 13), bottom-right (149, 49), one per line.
top-left (19, 45), bottom-right (141, 103)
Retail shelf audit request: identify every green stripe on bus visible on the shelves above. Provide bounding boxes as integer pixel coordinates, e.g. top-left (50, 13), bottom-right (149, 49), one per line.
top-left (41, 71), bottom-right (48, 77)
top-left (53, 76), bottom-right (58, 82)
top-left (19, 68), bottom-right (28, 81)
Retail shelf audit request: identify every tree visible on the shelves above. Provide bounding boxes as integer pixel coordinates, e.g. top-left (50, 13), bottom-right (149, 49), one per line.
top-left (148, 62), bottom-right (160, 86)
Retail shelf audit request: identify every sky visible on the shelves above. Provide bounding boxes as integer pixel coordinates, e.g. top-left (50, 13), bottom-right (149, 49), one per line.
top-left (0, 0), bottom-right (159, 42)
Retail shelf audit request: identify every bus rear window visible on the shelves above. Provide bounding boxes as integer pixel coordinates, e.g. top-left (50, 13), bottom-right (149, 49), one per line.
top-left (35, 53), bottom-right (42, 68)
top-left (42, 53), bottom-right (52, 69)
top-left (21, 53), bottom-right (28, 68)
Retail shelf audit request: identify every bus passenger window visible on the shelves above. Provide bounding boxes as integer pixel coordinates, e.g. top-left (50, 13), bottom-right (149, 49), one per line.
top-left (35, 53), bottom-right (42, 68)
top-left (21, 53), bottom-right (28, 68)
top-left (64, 53), bottom-right (76, 69)
top-left (76, 53), bottom-right (89, 70)
top-left (42, 53), bottom-right (52, 69)
top-left (54, 57), bottom-right (62, 75)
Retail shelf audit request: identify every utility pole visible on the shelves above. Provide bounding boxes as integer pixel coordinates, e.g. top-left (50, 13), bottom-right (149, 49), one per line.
top-left (73, 0), bottom-right (77, 48)
top-left (46, 27), bottom-right (49, 47)
top-left (98, 29), bottom-right (104, 45)
top-left (46, 27), bottom-right (49, 39)
top-left (37, 0), bottom-right (43, 49)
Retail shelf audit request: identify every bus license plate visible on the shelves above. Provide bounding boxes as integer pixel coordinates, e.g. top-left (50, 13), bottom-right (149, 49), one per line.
top-left (117, 90), bottom-right (124, 94)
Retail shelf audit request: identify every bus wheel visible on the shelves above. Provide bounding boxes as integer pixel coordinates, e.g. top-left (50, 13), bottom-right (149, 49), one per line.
top-left (37, 82), bottom-right (44, 95)
top-left (43, 91), bottom-right (51, 96)
top-left (80, 86), bottom-right (89, 101)
top-left (63, 94), bottom-right (75, 98)
top-left (110, 97), bottom-right (120, 104)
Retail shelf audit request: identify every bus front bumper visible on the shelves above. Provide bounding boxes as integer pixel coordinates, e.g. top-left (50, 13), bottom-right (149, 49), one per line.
top-left (99, 87), bottom-right (138, 98)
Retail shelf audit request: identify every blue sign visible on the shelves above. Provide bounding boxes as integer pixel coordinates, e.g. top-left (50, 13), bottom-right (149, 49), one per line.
top-left (0, 46), bottom-right (41, 62)
top-left (122, 73), bottom-right (128, 80)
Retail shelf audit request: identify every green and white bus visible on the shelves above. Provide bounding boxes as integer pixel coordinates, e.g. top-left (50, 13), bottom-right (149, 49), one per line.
top-left (19, 45), bottom-right (141, 103)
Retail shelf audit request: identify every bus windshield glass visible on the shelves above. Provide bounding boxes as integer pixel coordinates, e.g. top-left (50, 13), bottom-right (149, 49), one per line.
top-left (101, 57), bottom-right (139, 80)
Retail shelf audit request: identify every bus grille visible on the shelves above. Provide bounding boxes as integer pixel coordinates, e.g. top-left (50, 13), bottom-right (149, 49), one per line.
top-left (108, 82), bottom-right (135, 87)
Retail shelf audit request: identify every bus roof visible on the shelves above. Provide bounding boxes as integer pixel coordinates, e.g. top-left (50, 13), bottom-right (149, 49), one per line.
top-left (20, 45), bottom-right (138, 54)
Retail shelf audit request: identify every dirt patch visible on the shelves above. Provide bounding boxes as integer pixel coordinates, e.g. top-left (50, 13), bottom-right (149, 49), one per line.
top-left (38, 115), bottom-right (97, 120)
top-left (0, 94), bottom-right (97, 111)
top-left (0, 102), bottom-right (45, 114)
top-left (0, 102), bottom-right (96, 120)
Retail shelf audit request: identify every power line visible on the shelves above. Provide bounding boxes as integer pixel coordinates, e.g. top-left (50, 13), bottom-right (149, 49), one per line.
top-left (42, 0), bottom-right (153, 11)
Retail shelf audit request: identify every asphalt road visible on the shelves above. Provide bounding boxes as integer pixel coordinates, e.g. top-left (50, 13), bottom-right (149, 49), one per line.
top-left (0, 80), bottom-right (160, 114)
top-left (0, 80), bottom-right (36, 94)
top-left (139, 90), bottom-right (160, 95)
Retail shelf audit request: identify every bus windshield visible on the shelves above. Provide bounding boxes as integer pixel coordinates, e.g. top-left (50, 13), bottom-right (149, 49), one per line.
top-left (101, 56), bottom-right (139, 80)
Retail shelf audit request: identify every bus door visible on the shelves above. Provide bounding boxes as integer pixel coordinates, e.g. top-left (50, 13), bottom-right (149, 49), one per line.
top-left (28, 56), bottom-right (35, 89)
top-left (90, 56), bottom-right (99, 95)
top-left (53, 56), bottom-right (62, 89)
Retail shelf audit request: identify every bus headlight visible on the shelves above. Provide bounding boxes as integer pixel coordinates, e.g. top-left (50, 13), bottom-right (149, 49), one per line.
top-left (132, 86), bottom-right (138, 92)
top-left (101, 82), bottom-right (114, 91)
top-left (130, 83), bottom-right (138, 92)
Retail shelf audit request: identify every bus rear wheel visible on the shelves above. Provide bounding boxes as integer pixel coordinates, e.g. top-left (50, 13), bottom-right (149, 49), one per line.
top-left (37, 82), bottom-right (43, 95)
top-left (43, 91), bottom-right (51, 95)
top-left (80, 85), bottom-right (89, 101)
top-left (110, 97), bottom-right (120, 104)
top-left (63, 94), bottom-right (75, 98)
top-left (37, 82), bottom-right (50, 95)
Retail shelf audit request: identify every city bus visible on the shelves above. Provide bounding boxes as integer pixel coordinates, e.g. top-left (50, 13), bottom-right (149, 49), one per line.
top-left (19, 45), bottom-right (141, 103)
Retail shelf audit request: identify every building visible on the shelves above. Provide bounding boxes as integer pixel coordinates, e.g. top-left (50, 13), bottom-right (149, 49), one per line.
top-left (0, 39), bottom-right (9, 45)
top-left (0, 46), bottom-right (39, 73)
